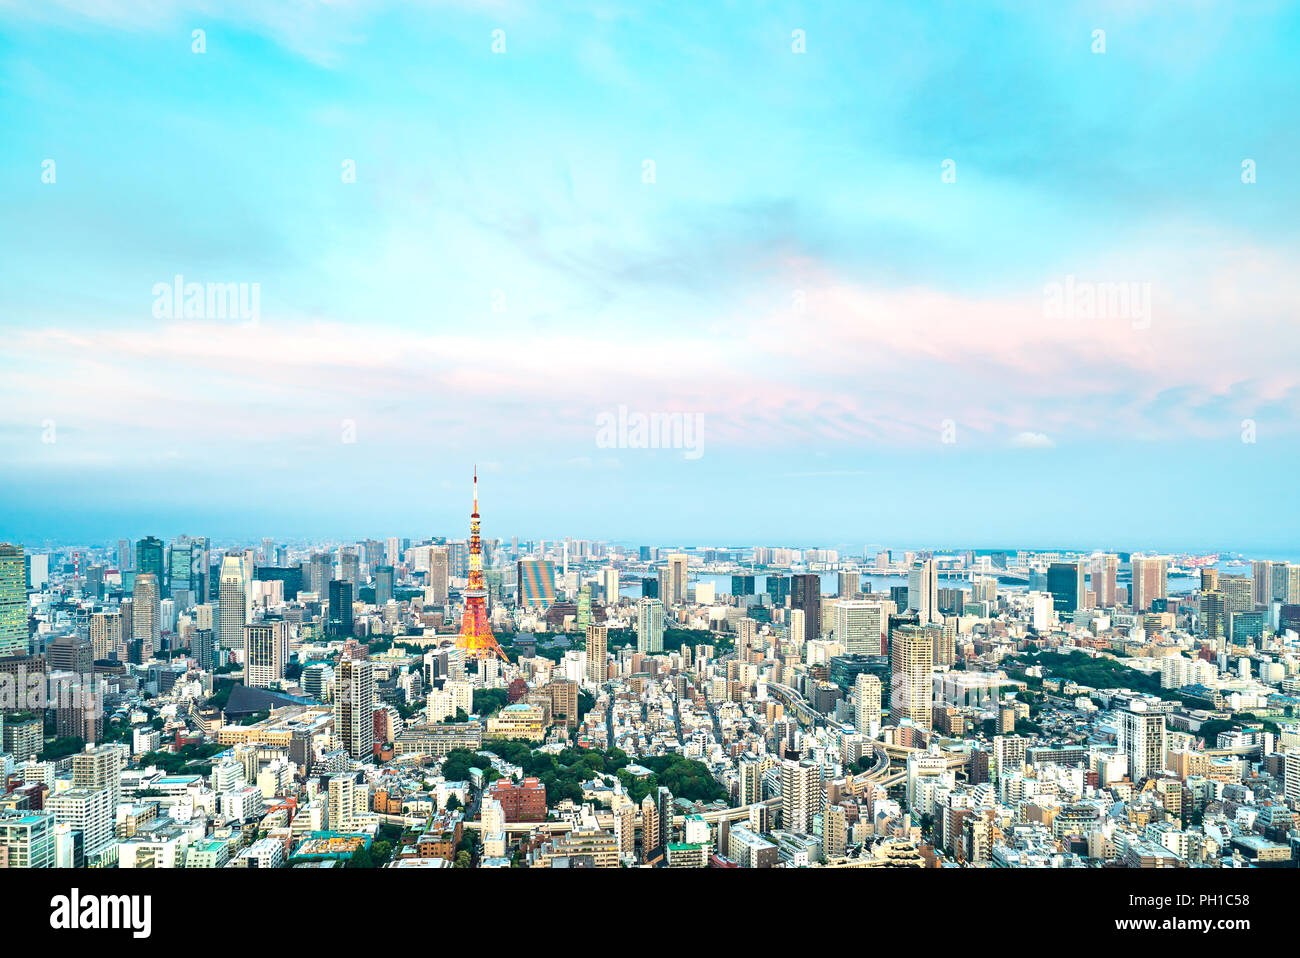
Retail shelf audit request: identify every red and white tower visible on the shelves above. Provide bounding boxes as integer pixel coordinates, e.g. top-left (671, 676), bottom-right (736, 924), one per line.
top-left (453, 468), bottom-right (508, 662)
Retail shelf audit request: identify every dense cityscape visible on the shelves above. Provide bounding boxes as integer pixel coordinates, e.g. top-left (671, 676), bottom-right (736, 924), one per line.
top-left (1, 476), bottom-right (1298, 872)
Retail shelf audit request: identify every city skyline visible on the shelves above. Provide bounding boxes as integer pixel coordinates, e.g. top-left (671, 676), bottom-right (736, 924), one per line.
top-left (3, 2), bottom-right (1300, 547)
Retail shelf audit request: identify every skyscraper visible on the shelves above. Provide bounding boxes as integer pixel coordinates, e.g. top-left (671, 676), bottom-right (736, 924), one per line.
top-left (890, 624), bottom-right (933, 730)
top-left (168, 539), bottom-right (193, 604)
top-left (218, 555), bottom-right (247, 653)
top-left (636, 597), bottom-right (665, 654)
top-left (766, 575), bottom-right (790, 607)
top-left (1200, 590), bottom-right (1227, 650)
top-left (136, 536), bottom-right (165, 595)
top-left (833, 599), bottom-right (887, 655)
top-left (666, 553), bottom-right (688, 606)
top-left (791, 573), bottom-right (821, 641)
top-left (780, 758), bottom-right (823, 834)
top-left (1047, 561), bottom-right (1086, 614)
top-left (328, 579), bottom-right (354, 637)
top-left (907, 560), bottom-right (937, 626)
top-left (132, 573), bottom-right (161, 654)
top-left (517, 559), bottom-right (556, 606)
top-left (1092, 553), bottom-right (1118, 608)
top-left (1131, 556), bottom-right (1168, 613)
top-left (339, 549), bottom-right (360, 585)
top-left (1252, 560), bottom-right (1276, 608)
top-left (245, 621), bottom-right (289, 688)
top-left (586, 624), bottom-right (607, 684)
top-left (334, 654), bottom-right (375, 759)
top-left (1118, 704), bottom-right (1167, 781)
top-left (0, 544), bottom-right (26, 657)
top-left (854, 673), bottom-right (882, 737)
top-left (309, 552), bottom-right (332, 596)
top-left (427, 545), bottom-right (450, 605)
top-left (374, 565), bottom-right (394, 606)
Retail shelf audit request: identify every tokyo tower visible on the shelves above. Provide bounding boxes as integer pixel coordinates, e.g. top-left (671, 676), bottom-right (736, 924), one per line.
top-left (453, 468), bottom-right (508, 662)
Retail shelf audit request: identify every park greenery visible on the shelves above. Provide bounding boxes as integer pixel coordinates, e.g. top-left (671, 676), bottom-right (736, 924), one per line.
top-left (441, 741), bottom-right (727, 808)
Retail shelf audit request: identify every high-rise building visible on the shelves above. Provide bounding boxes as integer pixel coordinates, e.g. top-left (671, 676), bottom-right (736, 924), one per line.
top-left (1118, 705), bottom-right (1166, 781)
top-left (136, 537), bottom-right (165, 595)
top-left (168, 539), bottom-right (193, 603)
top-left (602, 567), bottom-right (619, 605)
top-left (335, 655), bottom-right (375, 759)
top-left (731, 574), bottom-right (756, 596)
top-left (339, 549), bottom-right (360, 585)
top-left (890, 624), bottom-right (933, 730)
top-left (854, 673), bottom-right (882, 736)
top-left (308, 553), bottom-right (332, 596)
top-left (218, 555), bottom-right (247, 653)
top-left (791, 574), bottom-right (822, 640)
top-left (1252, 560), bottom-right (1274, 608)
top-left (1219, 575), bottom-right (1252, 615)
top-left (0, 544), bottom-right (27, 657)
top-left (1047, 561), bottom-right (1086, 614)
top-left (766, 575), bottom-right (790, 607)
top-left (1091, 554), bottom-right (1119, 608)
top-left (837, 570), bottom-right (861, 598)
top-left (517, 559), bottom-right (556, 606)
top-left (586, 624), bottom-right (608, 685)
top-left (789, 608), bottom-right (806, 645)
top-left (1199, 590), bottom-right (1227, 650)
top-left (832, 600), bottom-right (887, 655)
top-left (1272, 563), bottom-right (1300, 604)
top-left (779, 758), bottom-right (823, 834)
top-left (636, 597), bottom-right (665, 654)
top-left (738, 759), bottom-right (763, 807)
top-left (246, 621), bottom-right (289, 688)
top-left (132, 573), bottom-right (161, 655)
top-left (90, 611), bottom-right (123, 661)
top-left (374, 565), bottom-right (394, 607)
top-left (666, 553), bottom-right (688, 606)
top-left (328, 579), bottom-right (354, 637)
top-left (0, 811), bottom-right (55, 868)
top-left (907, 560), bottom-right (937, 626)
top-left (1131, 556), bottom-right (1168, 613)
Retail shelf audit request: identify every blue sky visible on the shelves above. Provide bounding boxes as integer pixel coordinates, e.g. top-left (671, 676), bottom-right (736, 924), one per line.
top-left (1, 1), bottom-right (1298, 551)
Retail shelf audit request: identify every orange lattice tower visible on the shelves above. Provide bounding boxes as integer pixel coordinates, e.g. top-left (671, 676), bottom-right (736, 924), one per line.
top-left (454, 467), bottom-right (508, 662)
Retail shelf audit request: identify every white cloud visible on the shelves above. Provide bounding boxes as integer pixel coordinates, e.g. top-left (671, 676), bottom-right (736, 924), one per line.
top-left (1010, 432), bottom-right (1055, 449)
